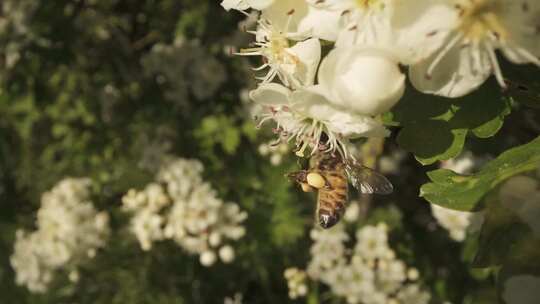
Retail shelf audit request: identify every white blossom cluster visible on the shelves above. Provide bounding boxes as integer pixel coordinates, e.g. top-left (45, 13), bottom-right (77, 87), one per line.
top-left (221, 0), bottom-right (540, 158)
top-left (122, 157), bottom-right (247, 267)
top-left (10, 178), bottom-right (110, 293)
top-left (289, 223), bottom-right (430, 304)
top-left (258, 140), bottom-right (289, 166)
top-left (283, 267), bottom-right (308, 299)
top-left (431, 152), bottom-right (487, 241)
top-left (430, 204), bottom-right (484, 241)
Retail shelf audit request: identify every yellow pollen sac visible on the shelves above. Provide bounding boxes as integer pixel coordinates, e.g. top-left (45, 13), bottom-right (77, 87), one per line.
top-left (301, 183), bottom-right (315, 193)
top-left (306, 172), bottom-right (326, 189)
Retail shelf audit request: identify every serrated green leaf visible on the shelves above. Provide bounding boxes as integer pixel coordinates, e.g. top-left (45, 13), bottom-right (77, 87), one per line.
top-left (420, 136), bottom-right (540, 211)
top-left (390, 80), bottom-right (511, 165)
top-left (471, 116), bottom-right (505, 138)
top-left (397, 121), bottom-right (467, 165)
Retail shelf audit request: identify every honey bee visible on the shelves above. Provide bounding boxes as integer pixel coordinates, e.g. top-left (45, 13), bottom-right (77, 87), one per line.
top-left (288, 153), bottom-right (393, 229)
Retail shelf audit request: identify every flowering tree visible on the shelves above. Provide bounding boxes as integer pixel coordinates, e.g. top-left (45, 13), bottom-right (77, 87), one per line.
top-left (0, 0), bottom-right (539, 303)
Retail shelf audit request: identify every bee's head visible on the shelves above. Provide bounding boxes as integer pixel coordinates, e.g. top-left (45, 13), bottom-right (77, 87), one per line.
top-left (286, 170), bottom-right (317, 192)
top-left (286, 170), bottom-right (308, 184)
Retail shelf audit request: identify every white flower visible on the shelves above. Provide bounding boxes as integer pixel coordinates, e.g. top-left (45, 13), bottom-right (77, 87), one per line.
top-left (284, 267), bottom-right (308, 299)
top-left (407, 268), bottom-right (420, 281)
top-left (239, 31), bottom-right (321, 88)
top-left (502, 275), bottom-right (540, 304)
top-left (200, 250), bottom-right (217, 267)
top-left (122, 157), bottom-right (247, 266)
top-left (259, 140), bottom-right (289, 166)
top-left (260, 0), bottom-right (341, 41)
top-left (302, 223), bottom-right (430, 304)
top-left (236, 0), bottom-right (343, 88)
top-left (378, 150), bottom-right (407, 175)
top-left (431, 204), bottom-right (484, 241)
top-left (355, 223), bottom-right (390, 260)
top-left (307, 224), bottom-right (349, 280)
top-left (396, 284), bottom-right (431, 304)
top-left (10, 178), bottom-right (110, 293)
top-left (313, 0), bottom-right (455, 65)
top-left (209, 232), bottom-right (222, 247)
top-left (317, 47), bottom-right (405, 116)
top-left (219, 245), bottom-right (236, 263)
top-left (68, 270), bottom-right (80, 283)
top-left (270, 153), bottom-right (282, 166)
top-left (250, 83), bottom-right (388, 158)
top-left (440, 151), bottom-right (490, 175)
top-left (131, 209), bottom-right (165, 251)
top-left (344, 200), bottom-right (361, 223)
top-left (410, 0), bottom-right (540, 97)
top-left (258, 143), bottom-right (270, 156)
top-left (220, 0), bottom-right (273, 11)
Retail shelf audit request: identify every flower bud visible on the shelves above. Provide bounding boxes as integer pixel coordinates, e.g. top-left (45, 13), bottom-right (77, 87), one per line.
top-left (219, 245), bottom-right (235, 263)
top-left (318, 47), bottom-right (405, 116)
top-left (200, 251), bottom-right (217, 267)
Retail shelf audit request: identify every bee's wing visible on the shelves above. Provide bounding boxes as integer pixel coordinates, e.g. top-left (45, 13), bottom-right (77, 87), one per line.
top-left (344, 162), bottom-right (393, 195)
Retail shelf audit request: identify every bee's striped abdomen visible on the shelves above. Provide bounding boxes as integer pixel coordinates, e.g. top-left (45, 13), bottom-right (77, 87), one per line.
top-left (316, 162), bottom-right (348, 229)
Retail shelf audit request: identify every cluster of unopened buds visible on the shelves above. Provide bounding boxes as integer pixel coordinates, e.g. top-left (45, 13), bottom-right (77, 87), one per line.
top-left (222, 0), bottom-right (540, 158)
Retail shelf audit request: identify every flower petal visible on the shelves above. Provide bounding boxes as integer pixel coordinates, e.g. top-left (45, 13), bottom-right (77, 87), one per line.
top-left (297, 5), bottom-right (341, 41)
top-left (499, 2), bottom-right (540, 65)
top-left (409, 43), bottom-right (492, 98)
top-left (288, 38), bottom-right (321, 87)
top-left (388, 0), bottom-right (457, 65)
top-left (249, 83), bottom-right (291, 106)
top-left (261, 0), bottom-right (309, 34)
top-left (318, 47), bottom-right (405, 116)
top-left (291, 86), bottom-right (389, 139)
top-left (248, 0), bottom-right (274, 10)
top-left (290, 85), bottom-right (344, 121)
top-left (221, 0), bottom-right (250, 11)
top-left (326, 112), bottom-right (390, 139)
top-left (221, 0), bottom-right (273, 11)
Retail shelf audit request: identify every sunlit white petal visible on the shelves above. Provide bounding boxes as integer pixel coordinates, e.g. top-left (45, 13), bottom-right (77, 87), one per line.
top-left (318, 48), bottom-right (405, 116)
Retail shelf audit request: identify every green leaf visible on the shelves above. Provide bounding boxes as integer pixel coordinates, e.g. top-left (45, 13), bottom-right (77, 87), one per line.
top-left (387, 80), bottom-right (511, 165)
top-left (397, 121), bottom-right (467, 165)
top-left (420, 136), bottom-right (540, 211)
top-left (222, 126), bottom-right (240, 154)
top-left (194, 115), bottom-right (242, 155)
